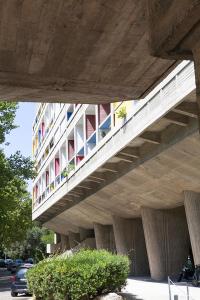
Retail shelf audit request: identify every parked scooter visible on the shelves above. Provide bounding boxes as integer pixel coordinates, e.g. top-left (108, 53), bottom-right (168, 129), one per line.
top-left (178, 256), bottom-right (194, 282)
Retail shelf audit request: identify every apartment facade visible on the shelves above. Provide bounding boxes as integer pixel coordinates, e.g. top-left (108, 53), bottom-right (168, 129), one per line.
top-left (32, 61), bottom-right (200, 281)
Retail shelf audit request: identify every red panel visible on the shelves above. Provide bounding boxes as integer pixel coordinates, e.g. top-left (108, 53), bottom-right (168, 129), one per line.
top-left (68, 140), bottom-right (74, 160)
top-left (46, 171), bottom-right (49, 186)
top-left (86, 115), bottom-right (96, 139)
top-left (55, 158), bottom-right (60, 176)
top-left (98, 104), bottom-right (111, 124)
top-left (76, 155), bottom-right (84, 164)
top-left (42, 122), bottom-right (45, 137)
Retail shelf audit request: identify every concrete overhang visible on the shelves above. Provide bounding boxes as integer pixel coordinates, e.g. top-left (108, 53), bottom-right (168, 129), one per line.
top-left (0, 0), bottom-right (177, 104)
top-left (32, 61), bottom-right (199, 230)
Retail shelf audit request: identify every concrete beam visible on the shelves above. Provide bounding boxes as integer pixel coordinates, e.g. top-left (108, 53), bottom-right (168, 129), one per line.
top-left (115, 153), bottom-right (135, 163)
top-left (164, 111), bottom-right (189, 126)
top-left (120, 147), bottom-right (140, 158)
top-left (173, 102), bottom-right (198, 119)
top-left (184, 191), bottom-right (200, 265)
top-left (141, 206), bottom-right (190, 281)
top-left (140, 131), bottom-right (161, 144)
top-left (0, 0), bottom-right (177, 103)
top-left (101, 163), bottom-right (118, 173)
top-left (112, 216), bottom-right (149, 276)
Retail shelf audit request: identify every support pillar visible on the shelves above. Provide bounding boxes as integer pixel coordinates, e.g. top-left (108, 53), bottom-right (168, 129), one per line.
top-left (79, 228), bottom-right (95, 242)
top-left (192, 42), bottom-right (200, 131)
top-left (112, 216), bottom-right (149, 276)
top-left (184, 191), bottom-right (200, 265)
top-left (141, 206), bottom-right (190, 281)
top-left (94, 223), bottom-right (116, 252)
top-left (60, 234), bottom-right (70, 251)
top-left (68, 231), bottom-right (80, 249)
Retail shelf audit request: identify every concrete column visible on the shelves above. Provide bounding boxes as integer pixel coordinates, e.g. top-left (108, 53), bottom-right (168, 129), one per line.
top-left (68, 231), bottom-right (80, 249)
top-left (94, 223), bottom-right (116, 252)
top-left (60, 234), bottom-right (70, 251)
top-left (192, 43), bottom-right (200, 130)
top-left (184, 191), bottom-right (200, 265)
top-left (112, 216), bottom-right (149, 276)
top-left (141, 206), bottom-right (190, 281)
top-left (79, 228), bottom-right (94, 241)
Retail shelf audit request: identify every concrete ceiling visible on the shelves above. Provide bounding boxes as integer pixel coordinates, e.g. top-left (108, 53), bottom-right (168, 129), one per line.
top-left (0, 0), bottom-right (176, 103)
top-left (45, 131), bottom-right (200, 233)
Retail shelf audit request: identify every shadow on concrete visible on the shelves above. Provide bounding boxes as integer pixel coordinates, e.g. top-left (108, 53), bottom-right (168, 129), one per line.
top-left (119, 292), bottom-right (144, 300)
top-left (0, 286), bottom-right (10, 293)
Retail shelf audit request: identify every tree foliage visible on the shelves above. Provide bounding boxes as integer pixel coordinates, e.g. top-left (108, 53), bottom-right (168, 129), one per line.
top-left (0, 102), bottom-right (35, 248)
top-left (4, 225), bottom-right (54, 262)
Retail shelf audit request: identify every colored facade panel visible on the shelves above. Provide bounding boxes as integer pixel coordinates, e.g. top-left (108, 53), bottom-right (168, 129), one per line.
top-left (68, 140), bottom-right (75, 161)
top-left (98, 104), bottom-right (111, 125)
top-left (86, 115), bottom-right (96, 139)
top-left (55, 158), bottom-right (60, 176)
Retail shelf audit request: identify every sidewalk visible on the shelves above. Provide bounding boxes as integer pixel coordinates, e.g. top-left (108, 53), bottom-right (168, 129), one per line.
top-left (123, 278), bottom-right (200, 300)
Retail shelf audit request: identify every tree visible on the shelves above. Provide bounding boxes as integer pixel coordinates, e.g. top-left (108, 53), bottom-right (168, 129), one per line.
top-left (0, 102), bottom-right (53, 262)
top-left (0, 102), bottom-right (35, 248)
top-left (5, 225), bottom-right (54, 262)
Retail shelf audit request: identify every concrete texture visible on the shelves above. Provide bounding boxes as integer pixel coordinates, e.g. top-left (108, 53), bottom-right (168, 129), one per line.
top-left (0, 0), bottom-right (178, 103)
top-left (148, 0), bottom-right (200, 60)
top-left (60, 234), bottom-right (70, 251)
top-left (79, 228), bottom-right (94, 241)
top-left (112, 216), bottom-right (149, 276)
top-left (94, 223), bottom-right (116, 252)
top-left (141, 207), bottom-right (190, 281)
top-left (123, 278), bottom-right (200, 300)
top-left (68, 231), bottom-right (80, 249)
top-left (184, 191), bottom-right (200, 265)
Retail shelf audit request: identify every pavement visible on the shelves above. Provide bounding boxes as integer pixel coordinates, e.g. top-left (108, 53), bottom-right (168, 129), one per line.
top-left (123, 277), bottom-right (200, 300)
top-left (1, 267), bottom-right (200, 300)
top-left (0, 268), bottom-right (32, 300)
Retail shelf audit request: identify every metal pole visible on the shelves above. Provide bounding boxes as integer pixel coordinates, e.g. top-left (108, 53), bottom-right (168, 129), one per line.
top-left (168, 276), bottom-right (172, 300)
top-left (186, 282), bottom-right (189, 300)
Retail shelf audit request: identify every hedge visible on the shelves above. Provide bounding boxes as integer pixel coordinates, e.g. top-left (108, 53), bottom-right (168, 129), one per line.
top-left (27, 249), bottom-right (129, 300)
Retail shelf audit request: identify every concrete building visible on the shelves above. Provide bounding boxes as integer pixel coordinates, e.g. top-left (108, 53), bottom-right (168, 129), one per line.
top-left (32, 60), bottom-right (200, 281)
top-left (0, 1), bottom-right (200, 110)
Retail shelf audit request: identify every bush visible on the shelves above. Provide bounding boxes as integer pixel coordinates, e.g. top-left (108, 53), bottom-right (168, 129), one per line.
top-left (27, 249), bottom-right (129, 300)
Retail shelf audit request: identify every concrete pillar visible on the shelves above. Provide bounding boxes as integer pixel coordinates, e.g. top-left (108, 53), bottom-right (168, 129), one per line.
top-left (112, 216), bottom-right (149, 276)
top-left (60, 234), bottom-right (70, 251)
top-left (192, 43), bottom-right (200, 130)
top-left (94, 223), bottom-right (116, 252)
top-left (184, 191), bottom-right (200, 265)
top-left (68, 231), bottom-right (80, 249)
top-left (141, 206), bottom-right (190, 281)
top-left (79, 228), bottom-right (94, 242)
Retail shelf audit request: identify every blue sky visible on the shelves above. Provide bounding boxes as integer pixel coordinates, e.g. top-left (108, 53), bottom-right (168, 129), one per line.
top-left (4, 102), bottom-right (36, 191)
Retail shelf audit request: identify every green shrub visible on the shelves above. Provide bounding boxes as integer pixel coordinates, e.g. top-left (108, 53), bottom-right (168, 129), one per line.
top-left (27, 249), bottom-right (129, 300)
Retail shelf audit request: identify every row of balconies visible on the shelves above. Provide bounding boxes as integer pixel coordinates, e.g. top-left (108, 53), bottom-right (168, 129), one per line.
top-left (33, 101), bottom-right (137, 208)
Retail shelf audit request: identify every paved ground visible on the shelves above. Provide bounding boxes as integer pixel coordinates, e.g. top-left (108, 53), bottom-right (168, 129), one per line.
top-left (0, 268), bottom-right (32, 300)
top-left (123, 277), bottom-right (200, 300)
top-left (1, 267), bottom-right (200, 300)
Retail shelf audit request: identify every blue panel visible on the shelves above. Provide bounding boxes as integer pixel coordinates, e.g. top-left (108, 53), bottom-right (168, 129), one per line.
top-left (67, 111), bottom-right (73, 120)
top-left (99, 116), bottom-right (111, 129)
top-left (77, 146), bottom-right (84, 155)
top-left (87, 132), bottom-right (96, 144)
